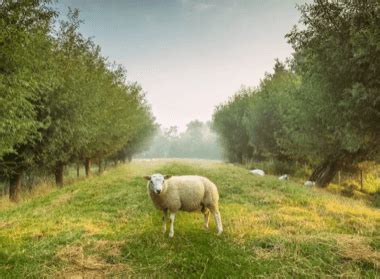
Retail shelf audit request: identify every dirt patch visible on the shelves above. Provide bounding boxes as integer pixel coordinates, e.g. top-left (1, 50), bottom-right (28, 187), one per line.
top-left (55, 243), bottom-right (132, 278)
top-left (91, 240), bottom-right (124, 258)
top-left (337, 235), bottom-right (380, 269)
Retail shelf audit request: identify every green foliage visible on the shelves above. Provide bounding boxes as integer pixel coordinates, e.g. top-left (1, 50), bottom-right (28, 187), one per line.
top-left (213, 0), bottom-right (380, 187)
top-left (0, 0), bottom-right (56, 163)
top-left (213, 62), bottom-right (300, 166)
top-left (212, 88), bottom-right (254, 163)
top-left (284, 0), bottom-right (380, 184)
top-left (0, 3), bottom-right (155, 194)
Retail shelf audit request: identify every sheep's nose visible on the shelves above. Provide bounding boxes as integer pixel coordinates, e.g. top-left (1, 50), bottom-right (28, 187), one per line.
top-left (156, 189), bottom-right (161, 194)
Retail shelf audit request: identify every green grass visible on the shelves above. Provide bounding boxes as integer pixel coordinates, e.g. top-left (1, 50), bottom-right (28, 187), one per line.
top-left (0, 159), bottom-right (379, 278)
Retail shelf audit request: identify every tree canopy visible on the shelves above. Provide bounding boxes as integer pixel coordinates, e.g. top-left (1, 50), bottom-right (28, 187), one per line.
top-left (213, 0), bottom-right (380, 187)
top-left (0, 0), bottom-right (155, 200)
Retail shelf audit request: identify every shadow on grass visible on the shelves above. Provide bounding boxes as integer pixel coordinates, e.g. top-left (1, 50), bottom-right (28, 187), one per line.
top-left (120, 228), bottom-right (259, 278)
top-left (119, 227), bottom-right (380, 278)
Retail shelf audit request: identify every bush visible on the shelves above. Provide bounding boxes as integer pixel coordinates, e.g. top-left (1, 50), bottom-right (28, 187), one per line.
top-left (273, 160), bottom-right (296, 175)
top-left (341, 185), bottom-right (355, 198)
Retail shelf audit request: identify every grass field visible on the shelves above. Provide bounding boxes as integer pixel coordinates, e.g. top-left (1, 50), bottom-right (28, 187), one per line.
top-left (0, 159), bottom-right (379, 278)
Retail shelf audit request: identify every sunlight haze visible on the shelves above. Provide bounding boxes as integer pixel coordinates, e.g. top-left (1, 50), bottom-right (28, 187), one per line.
top-left (55, 0), bottom-right (305, 130)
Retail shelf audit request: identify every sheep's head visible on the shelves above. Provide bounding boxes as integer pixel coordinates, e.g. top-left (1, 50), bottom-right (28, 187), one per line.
top-left (144, 173), bottom-right (172, 194)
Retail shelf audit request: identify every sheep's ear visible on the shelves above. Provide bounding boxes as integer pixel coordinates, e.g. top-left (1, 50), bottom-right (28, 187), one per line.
top-left (143, 176), bottom-right (151, 181)
top-left (164, 175), bottom-right (172, 180)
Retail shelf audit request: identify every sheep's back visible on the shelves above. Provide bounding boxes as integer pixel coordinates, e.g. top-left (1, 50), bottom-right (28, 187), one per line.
top-left (166, 176), bottom-right (212, 212)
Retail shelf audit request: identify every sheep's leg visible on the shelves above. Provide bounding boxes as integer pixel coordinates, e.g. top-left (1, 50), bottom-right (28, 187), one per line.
top-left (210, 206), bottom-right (223, 235)
top-left (162, 209), bottom-right (168, 233)
top-left (169, 212), bottom-right (176, 238)
top-left (202, 207), bottom-right (209, 229)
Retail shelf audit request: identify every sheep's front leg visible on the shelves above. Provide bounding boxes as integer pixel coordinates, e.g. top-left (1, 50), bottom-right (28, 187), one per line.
top-left (169, 212), bottom-right (176, 238)
top-left (162, 209), bottom-right (168, 233)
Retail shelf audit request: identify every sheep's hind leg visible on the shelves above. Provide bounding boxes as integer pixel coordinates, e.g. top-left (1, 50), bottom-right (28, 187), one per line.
top-left (162, 209), bottom-right (168, 233)
top-left (169, 212), bottom-right (176, 238)
top-left (201, 207), bottom-right (209, 229)
top-left (210, 206), bottom-right (223, 236)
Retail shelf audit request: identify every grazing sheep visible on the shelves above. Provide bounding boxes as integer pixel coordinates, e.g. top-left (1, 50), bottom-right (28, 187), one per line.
top-left (250, 169), bottom-right (265, 176)
top-left (144, 174), bottom-right (223, 238)
top-left (304, 180), bottom-right (315, 187)
top-left (279, 174), bottom-right (289, 180)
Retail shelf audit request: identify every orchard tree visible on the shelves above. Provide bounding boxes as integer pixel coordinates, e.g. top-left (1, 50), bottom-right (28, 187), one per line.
top-left (286, 0), bottom-right (380, 187)
top-left (0, 0), bottom-right (57, 201)
top-left (212, 89), bottom-right (254, 163)
top-left (243, 61), bottom-right (300, 162)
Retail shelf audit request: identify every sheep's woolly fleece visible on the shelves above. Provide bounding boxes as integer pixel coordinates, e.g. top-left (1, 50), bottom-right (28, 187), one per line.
top-left (148, 175), bottom-right (219, 212)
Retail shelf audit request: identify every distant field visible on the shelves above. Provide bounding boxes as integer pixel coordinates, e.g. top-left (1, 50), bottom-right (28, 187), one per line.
top-left (0, 160), bottom-right (379, 278)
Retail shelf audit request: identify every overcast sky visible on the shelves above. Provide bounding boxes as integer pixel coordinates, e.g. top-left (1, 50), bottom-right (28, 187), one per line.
top-left (55, 0), bottom-right (306, 131)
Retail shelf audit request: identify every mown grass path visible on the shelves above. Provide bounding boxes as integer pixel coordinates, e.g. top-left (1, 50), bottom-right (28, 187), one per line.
top-left (0, 159), bottom-right (379, 278)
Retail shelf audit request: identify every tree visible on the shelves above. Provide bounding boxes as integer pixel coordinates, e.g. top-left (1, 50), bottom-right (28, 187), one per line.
top-left (212, 89), bottom-right (254, 163)
top-left (0, 0), bottom-right (57, 201)
top-left (0, 4), bottom-right (156, 200)
top-left (286, 0), bottom-right (380, 186)
top-left (243, 61), bottom-right (300, 162)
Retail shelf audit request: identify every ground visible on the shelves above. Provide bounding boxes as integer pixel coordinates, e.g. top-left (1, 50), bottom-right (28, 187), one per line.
top-left (0, 159), bottom-right (379, 278)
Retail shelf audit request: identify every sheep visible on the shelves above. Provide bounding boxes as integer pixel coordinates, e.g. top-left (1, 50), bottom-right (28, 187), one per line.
top-left (144, 173), bottom-right (223, 238)
top-left (304, 180), bottom-right (315, 187)
top-left (279, 174), bottom-right (289, 180)
top-left (250, 169), bottom-right (265, 176)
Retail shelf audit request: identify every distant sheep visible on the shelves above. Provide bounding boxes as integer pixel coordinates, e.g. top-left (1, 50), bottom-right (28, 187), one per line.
top-left (144, 174), bottom-right (223, 237)
top-left (250, 169), bottom-right (265, 176)
top-left (279, 174), bottom-right (289, 180)
top-left (304, 180), bottom-right (315, 187)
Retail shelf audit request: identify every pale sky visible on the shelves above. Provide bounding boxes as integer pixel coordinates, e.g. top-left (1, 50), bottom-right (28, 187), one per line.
top-left (55, 0), bottom-right (306, 131)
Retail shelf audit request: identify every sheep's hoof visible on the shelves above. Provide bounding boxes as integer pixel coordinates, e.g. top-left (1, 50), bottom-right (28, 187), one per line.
top-left (169, 231), bottom-right (174, 238)
top-left (217, 230), bottom-right (223, 236)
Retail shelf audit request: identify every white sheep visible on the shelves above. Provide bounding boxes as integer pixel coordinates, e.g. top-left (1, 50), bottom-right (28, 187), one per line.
top-left (144, 173), bottom-right (223, 238)
top-left (304, 180), bottom-right (315, 187)
top-left (279, 174), bottom-right (289, 180)
top-left (250, 169), bottom-right (265, 176)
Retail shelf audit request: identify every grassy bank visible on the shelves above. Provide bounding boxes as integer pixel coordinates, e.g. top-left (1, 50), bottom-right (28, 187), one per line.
top-left (0, 159), bottom-right (379, 278)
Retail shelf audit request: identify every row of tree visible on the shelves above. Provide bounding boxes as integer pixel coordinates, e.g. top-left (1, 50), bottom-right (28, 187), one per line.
top-left (139, 120), bottom-right (222, 160)
top-left (0, 0), bottom-right (155, 201)
top-left (213, 0), bottom-right (380, 187)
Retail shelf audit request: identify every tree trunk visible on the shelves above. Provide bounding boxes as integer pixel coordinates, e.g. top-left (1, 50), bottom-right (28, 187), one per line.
top-left (338, 171), bottom-right (341, 186)
top-left (55, 162), bottom-right (64, 187)
top-left (76, 163), bottom-right (80, 178)
top-left (98, 159), bottom-right (104, 175)
top-left (85, 158), bottom-right (92, 177)
top-left (9, 173), bottom-right (21, 202)
top-left (309, 159), bottom-right (340, 188)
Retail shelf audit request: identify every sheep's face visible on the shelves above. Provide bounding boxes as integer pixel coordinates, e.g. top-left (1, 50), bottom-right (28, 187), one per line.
top-left (144, 173), bottom-right (171, 195)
